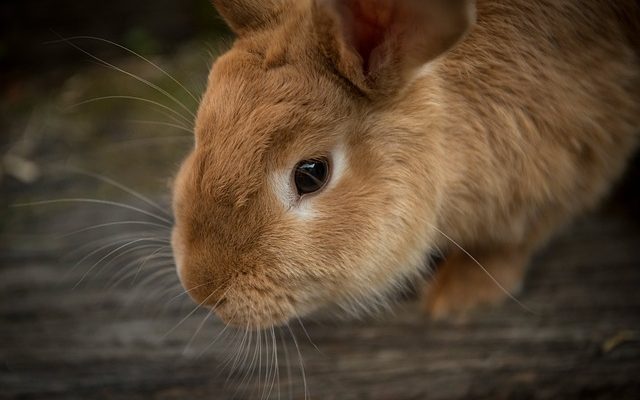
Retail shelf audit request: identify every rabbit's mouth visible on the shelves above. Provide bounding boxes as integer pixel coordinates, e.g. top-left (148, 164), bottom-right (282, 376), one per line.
top-left (172, 227), bottom-right (305, 329)
top-left (211, 283), bottom-right (299, 329)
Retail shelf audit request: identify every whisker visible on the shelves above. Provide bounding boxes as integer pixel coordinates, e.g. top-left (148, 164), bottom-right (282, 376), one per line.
top-left (63, 231), bottom-right (164, 262)
top-left (260, 327), bottom-right (270, 400)
top-left (140, 276), bottom-right (184, 316)
top-left (260, 305), bottom-right (279, 400)
top-left (295, 316), bottom-right (321, 355)
top-left (430, 225), bottom-right (536, 314)
top-left (52, 36), bottom-right (197, 121)
top-left (65, 234), bottom-right (159, 277)
top-left (245, 333), bottom-right (258, 399)
top-left (209, 327), bottom-right (241, 377)
top-left (12, 198), bottom-right (172, 225)
top-left (74, 237), bottom-right (168, 288)
top-left (67, 96), bottom-right (193, 126)
top-left (226, 323), bottom-right (252, 385)
top-left (258, 328), bottom-right (264, 395)
top-left (119, 106), bottom-right (194, 130)
top-left (231, 323), bottom-right (250, 369)
top-left (164, 279), bottom-right (220, 307)
top-left (125, 119), bottom-right (194, 135)
top-left (213, 324), bottom-right (245, 375)
top-left (52, 35), bottom-right (200, 104)
top-left (135, 268), bottom-right (177, 292)
top-left (197, 311), bottom-right (236, 358)
top-left (99, 136), bottom-right (194, 152)
top-left (122, 264), bottom-right (175, 294)
top-left (286, 324), bottom-right (308, 400)
top-left (106, 252), bottom-right (172, 288)
top-left (237, 327), bottom-right (261, 396)
top-left (60, 221), bottom-right (168, 238)
top-left (244, 328), bottom-right (260, 396)
top-left (130, 246), bottom-right (173, 283)
top-left (269, 326), bottom-right (280, 400)
top-left (183, 287), bottom-right (232, 355)
top-left (124, 267), bottom-right (178, 311)
top-left (163, 282), bottom-right (232, 338)
top-left (277, 328), bottom-right (293, 400)
top-left (56, 167), bottom-right (172, 218)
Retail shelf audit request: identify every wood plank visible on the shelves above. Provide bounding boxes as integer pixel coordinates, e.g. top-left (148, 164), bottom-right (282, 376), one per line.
top-left (2, 160), bottom-right (639, 400)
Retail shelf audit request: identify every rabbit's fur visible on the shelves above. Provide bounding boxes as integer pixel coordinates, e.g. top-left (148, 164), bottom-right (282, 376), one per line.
top-left (171, 0), bottom-right (639, 327)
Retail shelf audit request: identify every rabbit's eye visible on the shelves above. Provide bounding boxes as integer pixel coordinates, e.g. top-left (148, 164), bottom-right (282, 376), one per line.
top-left (293, 158), bottom-right (330, 196)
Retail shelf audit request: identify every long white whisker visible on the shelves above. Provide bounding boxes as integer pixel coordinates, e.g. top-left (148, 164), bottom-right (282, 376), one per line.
top-left (66, 234), bottom-right (160, 276)
top-left (130, 246), bottom-right (173, 284)
top-left (58, 167), bottom-right (171, 218)
top-left (212, 327), bottom-right (241, 379)
top-left (135, 267), bottom-right (176, 290)
top-left (107, 252), bottom-right (172, 288)
top-left (163, 282), bottom-right (231, 338)
top-left (63, 231), bottom-right (166, 267)
top-left (12, 198), bottom-right (172, 225)
top-left (261, 327), bottom-right (270, 400)
top-left (295, 316), bottom-right (321, 355)
top-left (197, 311), bottom-right (236, 358)
top-left (183, 287), bottom-right (232, 354)
top-left (277, 328), bottom-right (293, 400)
top-left (229, 323), bottom-right (251, 375)
top-left (74, 237), bottom-right (167, 288)
top-left (53, 37), bottom-right (196, 121)
top-left (54, 36), bottom-right (200, 104)
top-left (61, 221), bottom-right (168, 237)
top-left (430, 225), bottom-right (536, 314)
top-left (251, 329), bottom-right (263, 396)
top-left (183, 309), bottom-right (214, 355)
top-left (225, 323), bottom-right (251, 388)
top-left (68, 96), bottom-right (192, 126)
top-left (127, 268), bottom-right (179, 309)
top-left (125, 119), bottom-right (194, 135)
top-left (138, 275), bottom-right (183, 315)
top-left (286, 324), bottom-right (308, 400)
top-left (99, 136), bottom-right (194, 152)
top-left (237, 327), bottom-right (260, 396)
top-left (163, 280), bottom-right (218, 307)
top-left (269, 326), bottom-right (280, 400)
top-left (256, 305), bottom-right (277, 400)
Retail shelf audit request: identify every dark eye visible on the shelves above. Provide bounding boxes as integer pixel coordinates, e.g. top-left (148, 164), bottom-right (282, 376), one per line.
top-left (294, 158), bottom-right (330, 196)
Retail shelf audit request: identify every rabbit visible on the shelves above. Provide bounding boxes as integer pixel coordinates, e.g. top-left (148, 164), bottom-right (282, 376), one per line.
top-left (170, 0), bottom-right (640, 328)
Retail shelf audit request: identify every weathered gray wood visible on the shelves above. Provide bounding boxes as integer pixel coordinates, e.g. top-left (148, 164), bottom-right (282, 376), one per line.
top-left (2, 169), bottom-right (639, 400)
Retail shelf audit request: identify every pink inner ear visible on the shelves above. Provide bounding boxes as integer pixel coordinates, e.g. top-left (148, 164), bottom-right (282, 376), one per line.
top-left (343, 0), bottom-right (398, 74)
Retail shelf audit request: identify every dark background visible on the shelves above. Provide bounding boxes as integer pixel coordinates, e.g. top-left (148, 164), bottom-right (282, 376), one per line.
top-left (1, 0), bottom-right (228, 84)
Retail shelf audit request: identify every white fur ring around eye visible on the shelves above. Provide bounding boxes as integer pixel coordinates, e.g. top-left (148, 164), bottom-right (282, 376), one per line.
top-left (271, 144), bottom-right (346, 219)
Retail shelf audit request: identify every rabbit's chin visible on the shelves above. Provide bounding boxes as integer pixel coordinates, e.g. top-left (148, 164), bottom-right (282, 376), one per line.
top-left (212, 297), bottom-right (296, 330)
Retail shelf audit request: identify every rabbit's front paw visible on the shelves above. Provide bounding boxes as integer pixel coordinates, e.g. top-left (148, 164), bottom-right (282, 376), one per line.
top-left (423, 246), bottom-right (529, 320)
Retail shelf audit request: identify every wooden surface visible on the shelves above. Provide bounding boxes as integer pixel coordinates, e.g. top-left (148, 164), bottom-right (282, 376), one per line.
top-left (1, 166), bottom-right (640, 400)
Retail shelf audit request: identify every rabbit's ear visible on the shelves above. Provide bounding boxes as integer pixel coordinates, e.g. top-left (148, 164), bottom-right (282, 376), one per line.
top-left (212, 0), bottom-right (286, 35)
top-left (313, 0), bottom-right (475, 96)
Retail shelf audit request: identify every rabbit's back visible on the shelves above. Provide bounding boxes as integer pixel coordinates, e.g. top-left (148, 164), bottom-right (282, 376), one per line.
top-left (429, 0), bottom-right (639, 244)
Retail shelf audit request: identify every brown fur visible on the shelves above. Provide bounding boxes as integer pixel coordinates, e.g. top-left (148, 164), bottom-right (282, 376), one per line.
top-left (171, 0), bottom-right (640, 328)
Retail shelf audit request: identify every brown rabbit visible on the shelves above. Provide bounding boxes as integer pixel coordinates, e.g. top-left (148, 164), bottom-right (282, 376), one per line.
top-left (170, 0), bottom-right (640, 328)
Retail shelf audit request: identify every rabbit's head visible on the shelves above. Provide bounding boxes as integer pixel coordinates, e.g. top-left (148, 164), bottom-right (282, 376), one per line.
top-left (171, 0), bottom-right (474, 328)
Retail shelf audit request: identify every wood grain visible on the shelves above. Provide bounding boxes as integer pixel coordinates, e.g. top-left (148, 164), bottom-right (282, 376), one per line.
top-left (1, 173), bottom-right (639, 400)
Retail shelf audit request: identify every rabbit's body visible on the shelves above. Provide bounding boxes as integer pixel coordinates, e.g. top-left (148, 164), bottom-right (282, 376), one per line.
top-left (431, 2), bottom-right (639, 246)
top-left (171, 0), bottom-right (639, 326)
top-left (419, 2), bottom-right (640, 314)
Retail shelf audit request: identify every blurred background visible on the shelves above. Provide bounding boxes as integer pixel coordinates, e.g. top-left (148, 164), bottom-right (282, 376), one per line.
top-left (1, 1), bottom-right (640, 399)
